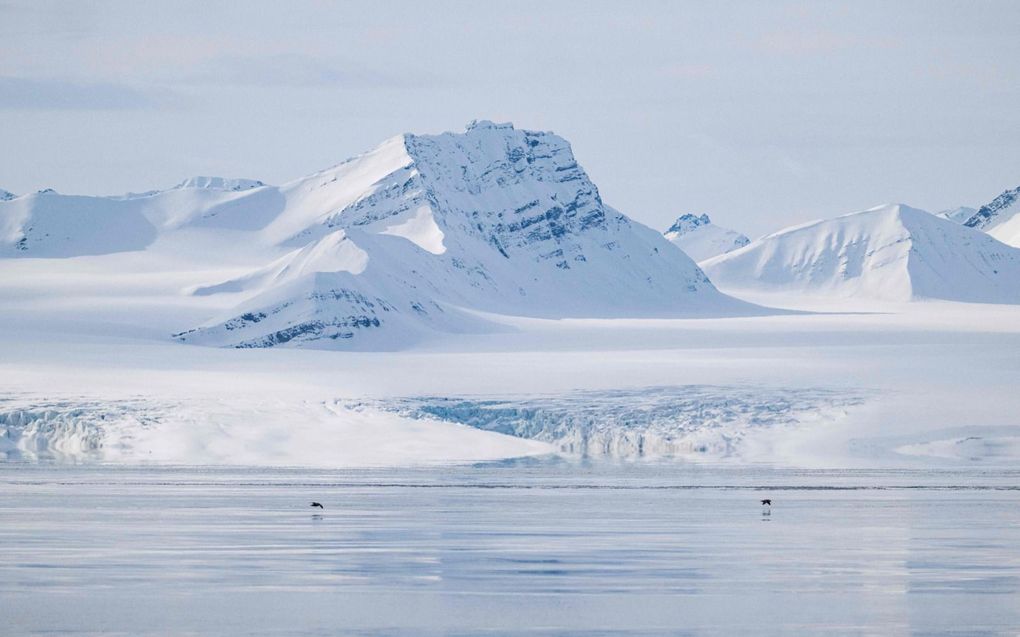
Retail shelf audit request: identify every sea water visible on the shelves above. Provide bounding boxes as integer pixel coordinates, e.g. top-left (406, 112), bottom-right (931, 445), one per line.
top-left (2, 461), bottom-right (1019, 635)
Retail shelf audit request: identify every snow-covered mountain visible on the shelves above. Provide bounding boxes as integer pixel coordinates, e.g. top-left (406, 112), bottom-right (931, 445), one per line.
top-left (179, 121), bottom-right (756, 348)
top-left (962, 186), bottom-right (1020, 248)
top-left (936, 206), bottom-right (977, 224)
top-left (0, 120), bottom-right (759, 348)
top-left (0, 189), bottom-right (15, 202)
top-left (172, 176), bottom-right (266, 191)
top-left (0, 177), bottom-right (285, 257)
top-left (702, 204), bottom-right (1020, 303)
top-left (663, 213), bottom-right (749, 262)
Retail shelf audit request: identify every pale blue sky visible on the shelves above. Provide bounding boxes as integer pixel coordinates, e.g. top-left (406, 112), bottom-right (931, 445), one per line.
top-left (2, 0), bottom-right (1019, 236)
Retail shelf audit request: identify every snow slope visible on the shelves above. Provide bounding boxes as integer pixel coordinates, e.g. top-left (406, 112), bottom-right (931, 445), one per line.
top-left (663, 213), bottom-right (750, 262)
top-left (0, 179), bottom-right (284, 257)
top-left (962, 185), bottom-right (1020, 248)
top-left (2, 297), bottom-right (1020, 468)
top-left (702, 204), bottom-right (1020, 303)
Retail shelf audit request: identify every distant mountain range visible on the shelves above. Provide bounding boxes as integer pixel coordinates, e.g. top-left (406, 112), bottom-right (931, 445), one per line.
top-left (0, 121), bottom-right (759, 348)
top-left (2, 125), bottom-right (1019, 348)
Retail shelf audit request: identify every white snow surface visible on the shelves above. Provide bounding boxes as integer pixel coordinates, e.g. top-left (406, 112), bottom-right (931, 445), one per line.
top-left (380, 205), bottom-right (447, 255)
top-left (702, 203), bottom-right (1020, 303)
top-left (1, 275), bottom-right (1019, 469)
top-left (664, 213), bottom-right (750, 262)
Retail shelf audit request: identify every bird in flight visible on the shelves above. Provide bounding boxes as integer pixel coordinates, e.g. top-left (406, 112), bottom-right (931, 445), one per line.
top-left (310, 502), bottom-right (324, 509)
top-left (760, 499), bottom-right (772, 506)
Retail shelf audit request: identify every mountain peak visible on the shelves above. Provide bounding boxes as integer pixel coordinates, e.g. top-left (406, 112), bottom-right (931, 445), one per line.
top-left (173, 121), bottom-right (756, 348)
top-left (860, 202), bottom-right (920, 216)
top-left (964, 186), bottom-right (1019, 229)
top-left (465, 119), bottom-right (514, 132)
top-left (0, 189), bottom-right (16, 202)
top-left (960, 186), bottom-right (1020, 247)
top-left (703, 203), bottom-right (1020, 303)
top-left (174, 176), bottom-right (267, 191)
top-left (663, 213), bottom-right (749, 262)
top-left (665, 213), bottom-right (712, 236)
top-left (936, 206), bottom-right (977, 223)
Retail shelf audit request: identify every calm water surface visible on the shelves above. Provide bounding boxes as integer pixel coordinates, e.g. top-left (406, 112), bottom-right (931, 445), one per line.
top-left (2, 462), bottom-right (1019, 635)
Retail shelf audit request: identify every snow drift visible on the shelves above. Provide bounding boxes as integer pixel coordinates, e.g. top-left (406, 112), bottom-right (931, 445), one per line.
top-left (702, 203), bottom-right (1020, 303)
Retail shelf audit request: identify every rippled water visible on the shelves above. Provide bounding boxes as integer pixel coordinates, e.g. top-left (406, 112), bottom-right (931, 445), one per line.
top-left (3, 462), bottom-right (1020, 635)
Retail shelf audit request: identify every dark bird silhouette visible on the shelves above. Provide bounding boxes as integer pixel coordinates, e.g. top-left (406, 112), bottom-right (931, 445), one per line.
top-left (310, 502), bottom-right (324, 509)
top-left (760, 499), bottom-right (772, 506)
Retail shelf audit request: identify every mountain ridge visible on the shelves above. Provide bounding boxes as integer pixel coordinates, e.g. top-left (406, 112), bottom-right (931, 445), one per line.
top-left (178, 121), bottom-right (761, 348)
top-left (0, 120), bottom-right (764, 349)
top-left (702, 203), bottom-right (1020, 303)
top-left (962, 185), bottom-right (1020, 247)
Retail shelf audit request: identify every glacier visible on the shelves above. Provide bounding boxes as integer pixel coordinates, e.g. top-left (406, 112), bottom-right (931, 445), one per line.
top-left (350, 386), bottom-right (865, 459)
top-left (1, 386), bottom-right (864, 464)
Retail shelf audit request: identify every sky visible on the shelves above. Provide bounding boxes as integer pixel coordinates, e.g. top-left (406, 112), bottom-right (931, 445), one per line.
top-left (2, 1), bottom-right (1019, 237)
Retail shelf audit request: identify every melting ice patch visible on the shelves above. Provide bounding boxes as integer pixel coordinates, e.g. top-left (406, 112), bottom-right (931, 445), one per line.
top-left (352, 385), bottom-right (865, 459)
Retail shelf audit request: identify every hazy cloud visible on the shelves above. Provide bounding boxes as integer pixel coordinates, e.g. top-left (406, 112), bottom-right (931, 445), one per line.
top-left (756, 30), bottom-right (898, 55)
top-left (184, 53), bottom-right (438, 89)
top-left (0, 76), bottom-right (156, 110)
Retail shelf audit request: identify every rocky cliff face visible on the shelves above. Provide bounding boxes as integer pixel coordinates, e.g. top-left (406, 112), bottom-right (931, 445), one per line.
top-left (964, 187), bottom-right (1019, 230)
top-left (300, 120), bottom-right (618, 266)
top-left (963, 186), bottom-right (1020, 247)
